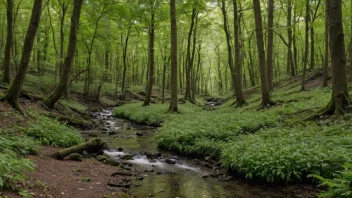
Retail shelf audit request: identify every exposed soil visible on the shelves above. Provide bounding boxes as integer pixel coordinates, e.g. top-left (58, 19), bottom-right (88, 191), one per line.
top-left (1, 147), bottom-right (128, 198)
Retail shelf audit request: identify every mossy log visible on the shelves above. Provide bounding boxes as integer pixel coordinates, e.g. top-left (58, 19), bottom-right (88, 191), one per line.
top-left (43, 112), bottom-right (92, 129)
top-left (55, 138), bottom-right (106, 160)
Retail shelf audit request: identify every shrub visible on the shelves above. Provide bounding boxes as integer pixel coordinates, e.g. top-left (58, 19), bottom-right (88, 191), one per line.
top-left (0, 154), bottom-right (34, 189)
top-left (113, 102), bottom-right (201, 125)
top-left (310, 164), bottom-right (352, 198)
top-left (0, 135), bottom-right (38, 156)
top-left (156, 109), bottom-right (280, 157)
top-left (27, 117), bottom-right (83, 147)
top-left (221, 124), bottom-right (352, 183)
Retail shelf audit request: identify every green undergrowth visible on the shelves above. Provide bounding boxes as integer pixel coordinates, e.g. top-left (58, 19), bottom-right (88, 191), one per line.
top-left (221, 122), bottom-right (352, 183)
top-left (0, 115), bottom-right (84, 191)
top-left (114, 86), bottom-right (352, 190)
top-left (0, 131), bottom-right (37, 190)
top-left (311, 163), bottom-right (352, 198)
top-left (113, 102), bottom-right (202, 125)
top-left (60, 99), bottom-right (88, 112)
top-left (27, 117), bottom-right (83, 147)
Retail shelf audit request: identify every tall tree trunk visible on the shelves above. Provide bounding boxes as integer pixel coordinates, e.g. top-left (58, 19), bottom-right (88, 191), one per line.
top-left (301, 0), bottom-right (310, 91)
top-left (349, 1), bottom-right (352, 82)
top-left (143, 6), bottom-right (155, 106)
top-left (266, 0), bottom-right (274, 91)
top-left (121, 25), bottom-right (131, 93)
top-left (318, 0), bottom-right (350, 116)
top-left (3, 0), bottom-right (13, 84)
top-left (1, 0), bottom-right (43, 112)
top-left (287, 0), bottom-right (295, 77)
top-left (59, 2), bottom-right (68, 76)
top-left (252, 0), bottom-right (274, 107)
top-left (233, 0), bottom-right (246, 106)
top-left (322, 0), bottom-right (329, 87)
top-left (44, 0), bottom-right (83, 108)
top-left (310, 27), bottom-right (315, 69)
top-left (184, 8), bottom-right (197, 101)
top-left (219, 0), bottom-right (236, 95)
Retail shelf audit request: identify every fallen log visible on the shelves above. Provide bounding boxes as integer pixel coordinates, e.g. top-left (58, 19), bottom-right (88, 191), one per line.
top-left (54, 138), bottom-right (106, 160)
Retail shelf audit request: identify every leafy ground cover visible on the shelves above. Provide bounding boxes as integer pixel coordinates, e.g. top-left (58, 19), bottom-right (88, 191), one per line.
top-left (114, 86), bottom-right (352, 196)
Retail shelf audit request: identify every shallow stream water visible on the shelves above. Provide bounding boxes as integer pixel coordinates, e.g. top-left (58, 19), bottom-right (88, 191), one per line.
top-left (90, 109), bottom-right (306, 198)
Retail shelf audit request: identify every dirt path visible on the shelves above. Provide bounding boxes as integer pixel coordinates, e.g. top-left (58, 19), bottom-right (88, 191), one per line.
top-left (1, 147), bottom-right (129, 198)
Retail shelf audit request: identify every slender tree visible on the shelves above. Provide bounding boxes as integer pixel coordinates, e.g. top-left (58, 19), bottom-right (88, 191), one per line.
top-left (43, 0), bottom-right (84, 108)
top-left (3, 0), bottom-right (13, 84)
top-left (267, 0), bottom-right (274, 91)
top-left (233, 0), bottom-right (246, 106)
top-left (169, 0), bottom-right (178, 112)
top-left (301, 0), bottom-right (310, 91)
top-left (252, 0), bottom-right (275, 107)
top-left (1, 0), bottom-right (43, 112)
top-left (143, 0), bottom-right (156, 106)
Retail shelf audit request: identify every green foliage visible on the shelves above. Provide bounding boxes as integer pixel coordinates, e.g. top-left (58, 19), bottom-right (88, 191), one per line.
top-left (0, 154), bottom-right (34, 190)
top-left (0, 135), bottom-right (36, 190)
top-left (27, 117), bottom-right (83, 147)
top-left (60, 99), bottom-right (88, 112)
top-left (0, 135), bottom-right (38, 156)
top-left (310, 164), bottom-right (352, 198)
top-left (221, 124), bottom-right (352, 183)
top-left (113, 102), bottom-right (201, 125)
top-left (156, 109), bottom-right (280, 157)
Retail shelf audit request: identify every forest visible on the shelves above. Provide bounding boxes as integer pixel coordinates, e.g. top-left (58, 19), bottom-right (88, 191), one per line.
top-left (0, 0), bottom-right (351, 197)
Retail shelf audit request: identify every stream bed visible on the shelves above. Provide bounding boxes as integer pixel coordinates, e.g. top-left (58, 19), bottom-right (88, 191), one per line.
top-left (89, 109), bottom-right (312, 198)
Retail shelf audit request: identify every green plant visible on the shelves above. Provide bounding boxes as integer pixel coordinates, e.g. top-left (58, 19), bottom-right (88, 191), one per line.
top-left (0, 154), bottom-right (34, 190)
top-left (310, 164), bottom-right (352, 198)
top-left (27, 117), bottom-right (83, 147)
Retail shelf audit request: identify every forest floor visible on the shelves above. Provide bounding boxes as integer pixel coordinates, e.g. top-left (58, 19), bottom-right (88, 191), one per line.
top-left (0, 70), bottom-right (335, 198)
top-left (0, 85), bottom-right (132, 198)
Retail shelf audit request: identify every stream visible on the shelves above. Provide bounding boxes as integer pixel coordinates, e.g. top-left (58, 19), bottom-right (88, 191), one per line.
top-left (90, 109), bottom-right (306, 198)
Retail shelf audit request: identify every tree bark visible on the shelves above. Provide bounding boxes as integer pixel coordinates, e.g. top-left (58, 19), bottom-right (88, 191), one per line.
top-left (1, 0), bottom-right (43, 112)
top-left (43, 0), bottom-right (83, 108)
top-left (3, 0), bottom-right (13, 84)
top-left (308, 0), bottom-right (351, 118)
top-left (143, 3), bottom-right (155, 106)
top-left (322, 0), bottom-right (329, 87)
top-left (287, 0), bottom-right (295, 77)
top-left (252, 0), bottom-right (274, 107)
top-left (323, 0), bottom-right (350, 115)
top-left (266, 0), bottom-right (274, 91)
top-left (233, 0), bottom-right (246, 106)
top-left (301, 0), bottom-right (310, 91)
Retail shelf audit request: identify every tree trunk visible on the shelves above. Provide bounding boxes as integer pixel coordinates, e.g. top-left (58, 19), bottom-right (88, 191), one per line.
top-left (219, 0), bottom-right (236, 95)
top-left (143, 6), bottom-right (155, 106)
top-left (3, 0), bottom-right (13, 84)
top-left (301, 0), bottom-right (310, 91)
top-left (322, 0), bottom-right (329, 87)
top-left (121, 25), bottom-right (131, 93)
top-left (59, 3), bottom-right (68, 76)
top-left (287, 0), bottom-right (295, 77)
top-left (184, 8), bottom-right (197, 102)
top-left (233, 0), bottom-right (246, 106)
top-left (266, 0), bottom-right (274, 91)
top-left (43, 0), bottom-right (83, 108)
top-left (252, 0), bottom-right (274, 107)
top-left (1, 0), bottom-right (43, 112)
top-left (322, 0), bottom-right (350, 115)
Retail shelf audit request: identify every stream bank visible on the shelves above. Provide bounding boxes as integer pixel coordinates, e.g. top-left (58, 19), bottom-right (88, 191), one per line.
top-left (88, 109), bottom-right (318, 198)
